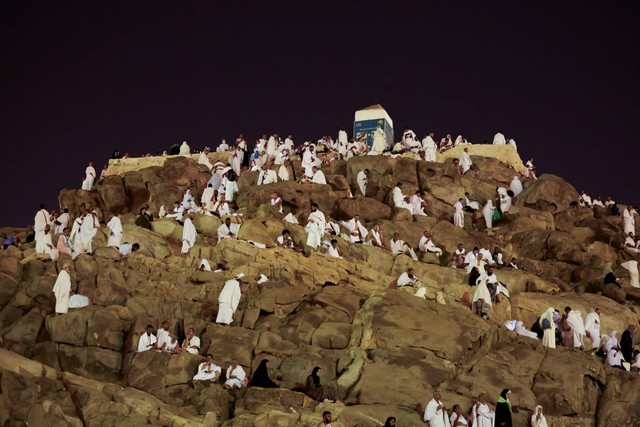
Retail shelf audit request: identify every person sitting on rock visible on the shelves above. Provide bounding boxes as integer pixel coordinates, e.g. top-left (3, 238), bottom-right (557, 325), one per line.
top-left (249, 359), bottom-right (280, 388)
top-left (418, 231), bottom-right (442, 257)
top-left (218, 217), bottom-right (240, 240)
top-left (181, 212), bottom-right (197, 257)
top-left (503, 257), bottom-right (518, 270)
top-left (192, 354), bottom-right (221, 384)
top-left (303, 366), bottom-right (339, 403)
top-left (390, 233), bottom-right (418, 261)
top-left (223, 359), bottom-right (247, 390)
top-left (164, 333), bottom-right (180, 353)
top-left (317, 411), bottom-right (333, 427)
top-left (397, 268), bottom-right (422, 288)
top-left (137, 324), bottom-right (157, 352)
top-left (323, 239), bottom-right (342, 258)
top-left (181, 328), bottom-right (200, 355)
top-left (277, 229), bottom-right (296, 249)
top-left (452, 243), bottom-right (466, 268)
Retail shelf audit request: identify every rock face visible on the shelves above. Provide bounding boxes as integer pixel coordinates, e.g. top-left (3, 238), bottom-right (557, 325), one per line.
top-left (1, 144), bottom-right (639, 426)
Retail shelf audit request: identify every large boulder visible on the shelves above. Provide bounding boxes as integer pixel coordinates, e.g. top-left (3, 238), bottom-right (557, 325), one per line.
top-left (514, 174), bottom-right (580, 213)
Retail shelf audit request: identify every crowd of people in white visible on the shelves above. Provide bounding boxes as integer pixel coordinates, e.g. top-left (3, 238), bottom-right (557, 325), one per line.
top-left (8, 125), bottom-right (636, 427)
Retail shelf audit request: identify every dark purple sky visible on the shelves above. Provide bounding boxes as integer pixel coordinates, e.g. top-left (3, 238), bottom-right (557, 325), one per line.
top-left (1, 1), bottom-right (639, 226)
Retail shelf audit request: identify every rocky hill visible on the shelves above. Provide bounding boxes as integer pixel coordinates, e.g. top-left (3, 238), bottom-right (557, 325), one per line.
top-left (1, 146), bottom-right (639, 426)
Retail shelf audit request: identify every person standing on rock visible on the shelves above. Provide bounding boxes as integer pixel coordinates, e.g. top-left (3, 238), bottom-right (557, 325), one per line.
top-left (623, 205), bottom-right (636, 237)
top-left (453, 198), bottom-right (465, 228)
top-left (539, 307), bottom-right (557, 349)
top-left (494, 389), bottom-right (512, 427)
top-left (472, 393), bottom-right (494, 427)
top-left (584, 308), bottom-right (602, 353)
top-left (530, 405), bottom-right (547, 427)
top-left (79, 209), bottom-right (99, 255)
top-left (449, 404), bottom-right (468, 426)
top-left (565, 307), bottom-right (586, 350)
top-left (52, 263), bottom-right (73, 315)
top-left (424, 389), bottom-right (451, 427)
top-left (181, 212), bottom-right (197, 257)
top-left (621, 325), bottom-right (636, 363)
top-left (106, 215), bottom-right (123, 247)
top-left (216, 274), bottom-right (243, 325)
top-left (81, 161), bottom-right (96, 190)
top-left (459, 147), bottom-right (473, 175)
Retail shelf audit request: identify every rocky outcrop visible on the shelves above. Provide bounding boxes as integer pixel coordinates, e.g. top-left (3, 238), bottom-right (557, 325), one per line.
top-left (0, 145), bottom-right (639, 426)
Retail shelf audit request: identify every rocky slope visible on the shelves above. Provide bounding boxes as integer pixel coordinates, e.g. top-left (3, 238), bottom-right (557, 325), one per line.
top-left (1, 146), bottom-right (639, 426)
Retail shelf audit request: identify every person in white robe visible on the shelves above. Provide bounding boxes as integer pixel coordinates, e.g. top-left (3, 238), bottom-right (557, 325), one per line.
top-left (402, 128), bottom-right (417, 149)
top-left (305, 204), bottom-right (326, 249)
top-left (341, 214), bottom-right (368, 243)
top-left (192, 354), bottom-right (222, 383)
top-left (52, 263), bottom-right (73, 314)
top-left (270, 193), bottom-right (283, 214)
top-left (449, 405), bottom-right (469, 427)
top-left (473, 278), bottom-right (492, 309)
top-left (392, 183), bottom-right (406, 207)
top-left (309, 166), bottom-right (327, 184)
top-left (229, 148), bottom-right (242, 176)
top-left (422, 132), bottom-right (438, 161)
top-left (55, 209), bottom-right (70, 235)
top-left (397, 268), bottom-right (421, 287)
top-left (224, 360), bottom-right (247, 390)
top-left (137, 325), bottom-right (157, 352)
top-left (302, 145), bottom-right (317, 177)
top-left (181, 213), bottom-right (197, 255)
top-left (531, 405), bottom-right (548, 427)
top-left (266, 134), bottom-right (278, 160)
top-left (390, 233), bottom-right (418, 260)
top-left (198, 148), bottom-right (214, 171)
top-left (81, 162), bottom-right (96, 190)
top-left (492, 132), bottom-right (506, 145)
top-left (459, 148), bottom-right (472, 174)
top-left (216, 274), bottom-right (243, 324)
top-left (479, 245), bottom-right (495, 266)
top-left (323, 239), bottom-right (342, 258)
top-left (418, 231), bottom-right (442, 257)
top-left (34, 205), bottom-right (52, 244)
top-left (368, 224), bottom-right (386, 249)
top-left (472, 394), bottom-right (494, 427)
top-left (181, 189), bottom-right (196, 211)
top-left (278, 161), bottom-right (291, 182)
top-left (509, 176), bottom-right (523, 196)
top-left (179, 140), bottom-right (190, 155)
top-left (411, 191), bottom-right (428, 216)
top-left (453, 199), bottom-right (465, 228)
top-left (464, 193), bottom-right (480, 211)
top-left (156, 320), bottom-right (171, 350)
top-left (621, 260), bottom-right (639, 288)
top-left (216, 138), bottom-right (229, 152)
top-left (424, 390), bottom-right (451, 427)
top-left (212, 196), bottom-right (232, 217)
top-left (370, 125), bottom-right (387, 154)
top-left (106, 215), bottom-right (123, 247)
top-left (539, 307), bottom-right (556, 349)
top-left (497, 187), bottom-right (512, 214)
top-left (182, 328), bottom-right (201, 354)
top-left (482, 200), bottom-right (494, 229)
top-left (36, 225), bottom-right (58, 260)
top-left (592, 196), bottom-right (605, 208)
top-left (623, 206), bottom-right (636, 236)
top-left (201, 184), bottom-right (216, 212)
top-left (217, 218), bottom-right (240, 240)
top-left (69, 216), bottom-right (83, 257)
top-left (605, 331), bottom-right (624, 367)
top-left (504, 320), bottom-right (538, 340)
top-left (356, 169), bottom-right (369, 196)
top-left (579, 191), bottom-right (592, 207)
top-left (565, 307), bottom-right (586, 348)
top-left (222, 172), bottom-right (239, 202)
top-left (584, 308), bottom-right (602, 351)
top-left (79, 211), bottom-right (99, 254)
top-left (257, 167), bottom-right (278, 185)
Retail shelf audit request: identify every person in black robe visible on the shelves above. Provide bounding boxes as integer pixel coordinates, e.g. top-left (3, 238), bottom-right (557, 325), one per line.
top-left (621, 326), bottom-right (636, 363)
top-left (495, 388), bottom-right (512, 427)
top-left (135, 206), bottom-right (153, 230)
top-left (249, 359), bottom-right (280, 388)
